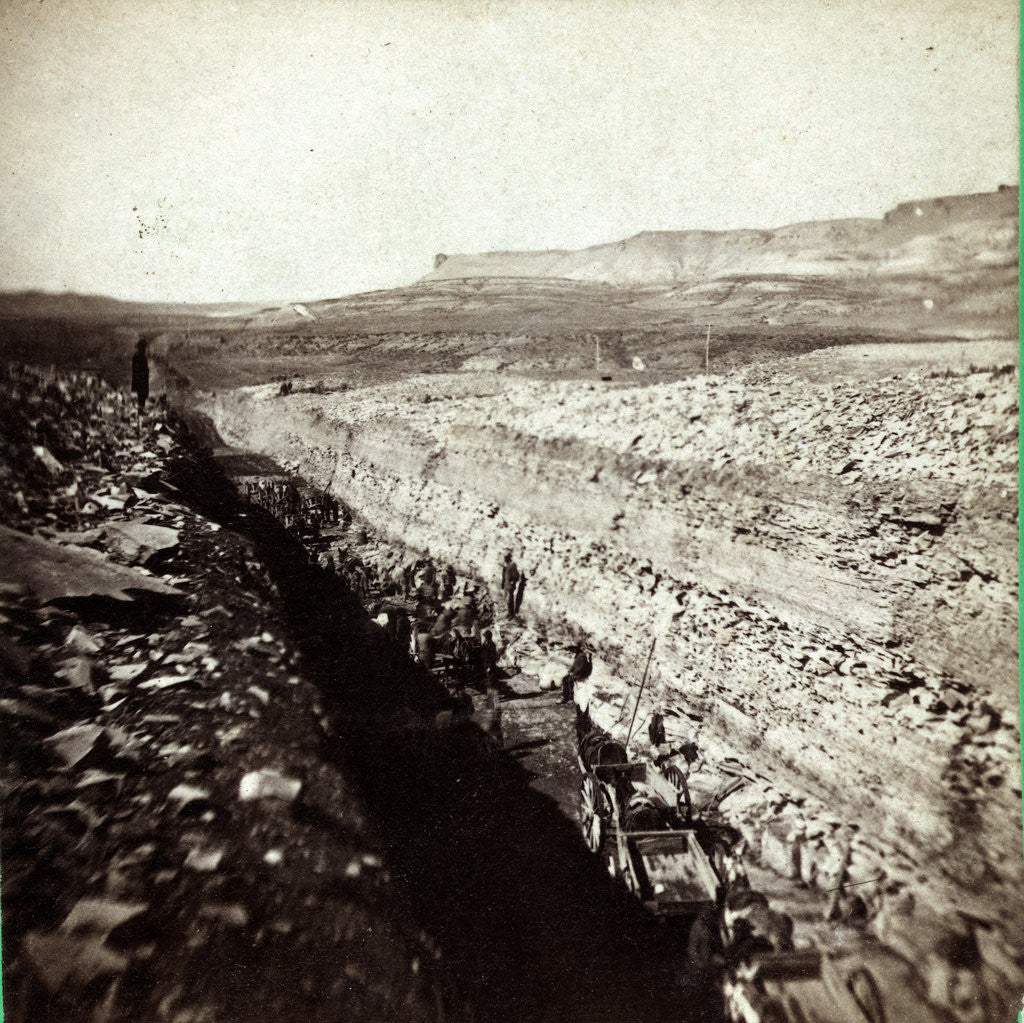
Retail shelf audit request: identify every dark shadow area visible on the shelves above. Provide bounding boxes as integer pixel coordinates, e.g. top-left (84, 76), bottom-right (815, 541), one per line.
top-left (496, 686), bottom-right (561, 703)
top-left (167, 409), bottom-right (722, 1023)
top-left (504, 737), bottom-right (553, 756)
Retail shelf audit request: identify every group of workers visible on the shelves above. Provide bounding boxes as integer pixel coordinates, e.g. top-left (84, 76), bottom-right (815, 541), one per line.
top-left (308, 538), bottom-right (513, 685)
top-left (243, 476), bottom-right (345, 539)
top-left (239, 473), bottom-right (593, 705)
top-left (373, 587), bottom-right (502, 683)
top-left (372, 553), bottom-right (504, 679)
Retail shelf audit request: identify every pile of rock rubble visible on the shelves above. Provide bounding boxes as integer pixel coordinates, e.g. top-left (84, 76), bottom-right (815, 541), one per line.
top-left (0, 366), bottom-right (466, 1023)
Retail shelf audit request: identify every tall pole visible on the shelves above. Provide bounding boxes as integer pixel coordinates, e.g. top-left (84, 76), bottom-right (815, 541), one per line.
top-left (625, 637), bottom-right (658, 747)
top-left (595, 336), bottom-right (601, 373)
top-left (705, 324), bottom-right (711, 374)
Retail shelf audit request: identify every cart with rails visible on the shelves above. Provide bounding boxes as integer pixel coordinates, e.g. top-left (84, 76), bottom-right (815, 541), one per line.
top-left (577, 728), bottom-right (950, 1023)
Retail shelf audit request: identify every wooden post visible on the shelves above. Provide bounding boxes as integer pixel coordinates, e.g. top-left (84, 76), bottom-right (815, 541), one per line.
top-left (625, 637), bottom-right (658, 747)
top-left (595, 336), bottom-right (601, 373)
top-left (705, 324), bottom-right (711, 374)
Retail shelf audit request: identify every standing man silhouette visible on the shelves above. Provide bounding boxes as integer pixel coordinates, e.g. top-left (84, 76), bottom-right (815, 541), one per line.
top-left (501, 551), bottom-right (520, 618)
top-left (131, 337), bottom-right (149, 415)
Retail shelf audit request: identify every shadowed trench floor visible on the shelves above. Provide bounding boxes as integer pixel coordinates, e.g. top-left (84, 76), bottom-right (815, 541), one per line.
top-left (176, 413), bottom-right (722, 1023)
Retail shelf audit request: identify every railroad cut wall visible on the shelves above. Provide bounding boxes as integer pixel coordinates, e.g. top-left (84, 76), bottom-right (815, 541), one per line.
top-left (201, 358), bottom-right (1021, 1009)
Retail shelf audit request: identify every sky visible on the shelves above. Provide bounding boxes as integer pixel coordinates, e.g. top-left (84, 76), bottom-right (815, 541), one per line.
top-left (0, 0), bottom-right (1018, 304)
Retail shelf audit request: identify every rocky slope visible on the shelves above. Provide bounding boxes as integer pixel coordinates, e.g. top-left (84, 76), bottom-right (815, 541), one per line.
top-left (3, 364), bottom-right (740, 1023)
top-left (0, 367), bottom-right (473, 1023)
top-left (201, 344), bottom-right (1021, 1017)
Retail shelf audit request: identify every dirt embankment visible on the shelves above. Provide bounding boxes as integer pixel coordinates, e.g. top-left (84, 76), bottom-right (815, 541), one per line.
top-left (201, 346), bottom-right (1022, 1012)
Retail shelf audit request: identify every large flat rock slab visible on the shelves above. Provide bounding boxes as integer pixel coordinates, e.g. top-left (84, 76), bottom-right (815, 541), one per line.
top-left (0, 525), bottom-right (183, 604)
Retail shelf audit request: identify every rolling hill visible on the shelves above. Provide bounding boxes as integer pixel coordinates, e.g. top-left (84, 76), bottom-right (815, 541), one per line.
top-left (258, 185), bottom-right (1018, 335)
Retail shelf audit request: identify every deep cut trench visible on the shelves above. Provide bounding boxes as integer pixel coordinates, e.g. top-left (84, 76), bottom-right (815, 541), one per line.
top-left (194, 364), bottom-right (1022, 1020)
top-left (177, 409), bottom-right (724, 1023)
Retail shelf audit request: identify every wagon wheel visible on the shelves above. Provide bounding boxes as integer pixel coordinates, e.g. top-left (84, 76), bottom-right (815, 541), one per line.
top-left (662, 763), bottom-right (693, 820)
top-left (580, 774), bottom-right (608, 854)
top-left (662, 763), bottom-right (689, 792)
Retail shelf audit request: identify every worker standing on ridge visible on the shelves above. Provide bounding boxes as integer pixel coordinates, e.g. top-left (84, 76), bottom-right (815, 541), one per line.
top-left (131, 337), bottom-right (149, 416)
top-left (501, 551), bottom-right (520, 619)
top-left (514, 566), bottom-right (527, 616)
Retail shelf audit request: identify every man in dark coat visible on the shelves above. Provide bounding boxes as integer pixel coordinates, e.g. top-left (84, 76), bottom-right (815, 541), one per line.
top-left (394, 611), bottom-right (412, 656)
top-left (131, 338), bottom-right (149, 413)
top-left (480, 629), bottom-right (499, 681)
top-left (501, 552), bottom-right (520, 618)
top-left (648, 710), bottom-right (667, 747)
top-left (514, 568), bottom-right (527, 615)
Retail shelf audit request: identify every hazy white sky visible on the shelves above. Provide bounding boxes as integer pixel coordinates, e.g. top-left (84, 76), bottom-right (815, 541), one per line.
top-left (1, 0), bottom-right (1018, 303)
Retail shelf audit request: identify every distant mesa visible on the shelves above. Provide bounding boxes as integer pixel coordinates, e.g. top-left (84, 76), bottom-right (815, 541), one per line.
top-left (884, 186), bottom-right (1018, 227)
top-left (421, 186), bottom-right (1018, 288)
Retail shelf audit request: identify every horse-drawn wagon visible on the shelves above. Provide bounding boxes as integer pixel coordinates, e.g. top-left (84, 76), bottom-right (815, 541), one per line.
top-left (577, 726), bottom-right (733, 980)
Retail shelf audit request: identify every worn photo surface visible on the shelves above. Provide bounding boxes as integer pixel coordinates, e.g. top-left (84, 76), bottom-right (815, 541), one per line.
top-left (0, 2), bottom-right (1019, 1021)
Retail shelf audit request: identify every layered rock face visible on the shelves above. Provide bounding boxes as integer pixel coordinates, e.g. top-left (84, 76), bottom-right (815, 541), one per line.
top-left (202, 351), bottom-right (1020, 999)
